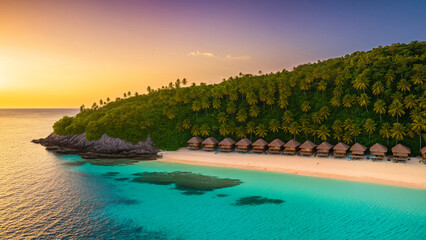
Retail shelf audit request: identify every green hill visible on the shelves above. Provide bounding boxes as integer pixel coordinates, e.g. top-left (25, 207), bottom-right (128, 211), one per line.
top-left (53, 41), bottom-right (426, 154)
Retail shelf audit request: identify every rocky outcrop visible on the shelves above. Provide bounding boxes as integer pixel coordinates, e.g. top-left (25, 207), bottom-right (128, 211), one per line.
top-left (32, 133), bottom-right (160, 160)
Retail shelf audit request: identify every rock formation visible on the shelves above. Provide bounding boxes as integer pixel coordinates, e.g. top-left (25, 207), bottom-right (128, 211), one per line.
top-left (32, 133), bottom-right (159, 160)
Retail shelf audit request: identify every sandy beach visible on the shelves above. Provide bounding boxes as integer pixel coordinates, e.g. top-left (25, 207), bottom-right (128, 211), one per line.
top-left (159, 149), bottom-right (426, 190)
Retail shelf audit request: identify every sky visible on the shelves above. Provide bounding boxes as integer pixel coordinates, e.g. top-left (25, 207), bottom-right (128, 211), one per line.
top-left (0, 0), bottom-right (425, 108)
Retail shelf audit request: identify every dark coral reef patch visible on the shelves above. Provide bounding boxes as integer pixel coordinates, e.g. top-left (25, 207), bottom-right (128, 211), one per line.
top-left (233, 196), bottom-right (284, 206)
top-left (132, 171), bottom-right (242, 195)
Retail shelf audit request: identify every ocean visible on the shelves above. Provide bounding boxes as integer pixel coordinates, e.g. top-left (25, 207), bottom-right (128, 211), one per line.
top-left (0, 109), bottom-right (425, 239)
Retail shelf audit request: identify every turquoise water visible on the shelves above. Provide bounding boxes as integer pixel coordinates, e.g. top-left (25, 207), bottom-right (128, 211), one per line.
top-left (1, 109), bottom-right (425, 239)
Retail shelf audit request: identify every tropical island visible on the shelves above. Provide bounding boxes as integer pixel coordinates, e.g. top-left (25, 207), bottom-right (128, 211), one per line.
top-left (49, 42), bottom-right (425, 154)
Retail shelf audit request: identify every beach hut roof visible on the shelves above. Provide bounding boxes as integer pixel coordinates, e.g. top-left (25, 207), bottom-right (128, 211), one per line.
top-left (370, 143), bottom-right (388, 153)
top-left (350, 143), bottom-right (367, 152)
top-left (268, 138), bottom-right (285, 147)
top-left (252, 138), bottom-right (268, 146)
top-left (317, 141), bottom-right (334, 150)
top-left (235, 138), bottom-right (252, 146)
top-left (284, 139), bottom-right (301, 148)
top-left (187, 136), bottom-right (203, 144)
top-left (421, 146), bottom-right (426, 155)
top-left (299, 140), bottom-right (317, 149)
top-left (333, 142), bottom-right (350, 151)
top-left (219, 138), bottom-right (236, 145)
top-left (202, 137), bottom-right (219, 145)
top-left (391, 144), bottom-right (411, 154)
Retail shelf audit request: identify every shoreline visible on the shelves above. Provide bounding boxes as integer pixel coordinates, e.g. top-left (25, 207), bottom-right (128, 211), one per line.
top-left (159, 149), bottom-right (426, 190)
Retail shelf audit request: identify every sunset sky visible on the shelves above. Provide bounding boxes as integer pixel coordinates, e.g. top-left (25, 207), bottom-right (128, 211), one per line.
top-left (0, 0), bottom-right (425, 108)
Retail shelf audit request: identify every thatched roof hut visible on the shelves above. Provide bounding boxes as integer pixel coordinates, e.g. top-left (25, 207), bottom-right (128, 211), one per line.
top-left (299, 140), bottom-right (317, 156)
top-left (316, 141), bottom-right (333, 157)
top-left (421, 147), bottom-right (426, 161)
top-left (218, 138), bottom-right (235, 152)
top-left (333, 142), bottom-right (350, 158)
top-left (284, 139), bottom-right (301, 148)
top-left (236, 138), bottom-right (252, 146)
top-left (187, 136), bottom-right (203, 144)
top-left (187, 136), bottom-right (203, 150)
top-left (350, 143), bottom-right (367, 153)
top-left (370, 143), bottom-right (388, 154)
top-left (252, 138), bottom-right (268, 152)
top-left (202, 137), bottom-right (219, 145)
top-left (317, 141), bottom-right (334, 151)
top-left (252, 138), bottom-right (268, 147)
top-left (391, 144), bottom-right (411, 162)
top-left (219, 138), bottom-right (236, 146)
top-left (268, 138), bottom-right (285, 147)
top-left (350, 143), bottom-right (367, 159)
top-left (299, 140), bottom-right (316, 149)
top-left (334, 142), bottom-right (350, 151)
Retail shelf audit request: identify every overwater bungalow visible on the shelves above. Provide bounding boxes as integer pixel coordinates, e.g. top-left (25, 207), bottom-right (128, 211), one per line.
top-left (186, 136), bottom-right (203, 150)
top-left (299, 140), bottom-right (317, 156)
top-left (350, 143), bottom-right (367, 160)
top-left (333, 142), bottom-right (350, 158)
top-left (251, 138), bottom-right (268, 153)
top-left (283, 139), bottom-right (301, 155)
top-left (421, 147), bottom-right (426, 163)
top-left (369, 143), bottom-right (388, 161)
top-left (391, 144), bottom-right (411, 162)
top-left (235, 138), bottom-right (252, 152)
top-left (316, 141), bottom-right (334, 157)
top-left (202, 137), bottom-right (219, 151)
top-left (267, 138), bottom-right (285, 154)
top-left (218, 138), bottom-right (236, 152)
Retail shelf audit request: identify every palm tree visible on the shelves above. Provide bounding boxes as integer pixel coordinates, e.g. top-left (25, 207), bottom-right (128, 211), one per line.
top-left (372, 81), bottom-right (384, 99)
top-left (288, 121), bottom-right (300, 139)
top-left (217, 112), bottom-right (228, 124)
top-left (343, 118), bottom-right (355, 131)
top-left (80, 104), bottom-right (85, 112)
top-left (388, 100), bottom-right (405, 122)
top-left (246, 121), bottom-right (256, 140)
top-left (175, 79), bottom-right (181, 88)
top-left (219, 124), bottom-right (230, 137)
top-left (373, 100), bottom-right (386, 121)
top-left (199, 124), bottom-right (211, 137)
top-left (147, 86), bottom-right (151, 93)
top-left (106, 97), bottom-right (110, 102)
top-left (396, 79), bottom-right (411, 92)
top-left (249, 105), bottom-right (260, 118)
top-left (182, 78), bottom-right (187, 85)
top-left (332, 120), bottom-right (344, 141)
top-left (123, 93), bottom-right (127, 98)
top-left (236, 126), bottom-right (247, 139)
top-left (319, 106), bottom-right (330, 120)
top-left (412, 76), bottom-right (423, 86)
top-left (363, 118), bottom-right (376, 140)
top-left (236, 109), bottom-right (248, 122)
top-left (225, 102), bottom-right (237, 114)
top-left (281, 110), bottom-right (294, 124)
top-left (255, 124), bottom-right (268, 138)
top-left (182, 119), bottom-right (191, 130)
top-left (212, 99), bottom-right (221, 110)
top-left (191, 125), bottom-right (201, 136)
top-left (349, 124), bottom-right (362, 142)
top-left (411, 116), bottom-right (426, 150)
top-left (352, 76), bottom-right (369, 93)
top-left (301, 101), bottom-right (311, 112)
top-left (201, 99), bottom-right (210, 114)
top-left (127, 91), bottom-right (131, 96)
top-left (192, 101), bottom-right (201, 118)
top-left (312, 112), bottom-right (323, 124)
top-left (269, 119), bottom-right (280, 133)
top-left (358, 93), bottom-right (370, 112)
top-left (343, 132), bottom-right (353, 144)
top-left (342, 94), bottom-right (354, 108)
top-left (316, 125), bottom-right (330, 141)
top-left (390, 123), bottom-right (406, 144)
top-left (317, 80), bottom-right (327, 94)
top-left (379, 123), bottom-right (392, 143)
top-left (330, 96), bottom-right (341, 107)
top-left (403, 94), bottom-right (416, 110)
top-left (278, 96), bottom-right (289, 110)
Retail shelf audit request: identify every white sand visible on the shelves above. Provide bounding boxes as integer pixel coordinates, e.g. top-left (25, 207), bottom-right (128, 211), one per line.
top-left (159, 149), bottom-right (426, 190)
